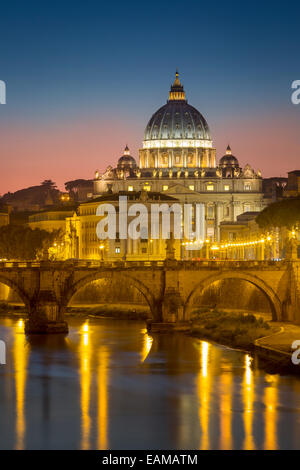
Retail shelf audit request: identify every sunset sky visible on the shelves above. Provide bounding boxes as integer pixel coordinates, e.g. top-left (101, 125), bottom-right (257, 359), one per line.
top-left (0, 0), bottom-right (299, 194)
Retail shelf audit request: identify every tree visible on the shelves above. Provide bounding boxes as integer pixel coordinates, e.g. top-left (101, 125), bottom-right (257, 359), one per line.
top-left (64, 179), bottom-right (93, 201)
top-left (0, 225), bottom-right (62, 260)
top-left (65, 179), bottom-right (90, 192)
top-left (256, 197), bottom-right (300, 229)
top-left (41, 179), bottom-right (57, 190)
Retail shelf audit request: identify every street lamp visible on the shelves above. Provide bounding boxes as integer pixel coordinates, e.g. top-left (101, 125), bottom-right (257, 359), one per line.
top-left (99, 244), bottom-right (104, 261)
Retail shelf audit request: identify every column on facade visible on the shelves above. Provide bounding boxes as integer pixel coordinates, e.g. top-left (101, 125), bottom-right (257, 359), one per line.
top-left (206, 149), bottom-right (210, 167)
top-left (202, 149), bottom-right (206, 168)
top-left (232, 201), bottom-right (237, 221)
top-left (126, 237), bottom-right (131, 256)
top-left (196, 148), bottom-right (201, 167)
top-left (233, 201), bottom-right (242, 221)
top-left (260, 242), bottom-right (265, 260)
top-left (131, 239), bottom-right (137, 258)
top-left (211, 148), bottom-right (216, 168)
top-left (120, 239), bottom-right (125, 258)
top-left (168, 150), bottom-right (172, 168)
top-left (215, 203), bottom-right (222, 242)
top-left (271, 240), bottom-right (276, 260)
top-left (202, 149), bottom-right (206, 167)
top-left (183, 149), bottom-right (187, 168)
top-left (151, 240), bottom-right (155, 257)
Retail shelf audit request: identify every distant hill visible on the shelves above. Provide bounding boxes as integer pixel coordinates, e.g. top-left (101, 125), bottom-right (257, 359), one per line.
top-left (0, 180), bottom-right (60, 211)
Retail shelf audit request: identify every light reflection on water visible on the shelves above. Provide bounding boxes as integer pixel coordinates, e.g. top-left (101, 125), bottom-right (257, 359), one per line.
top-left (79, 322), bottom-right (92, 450)
top-left (243, 354), bottom-right (255, 450)
top-left (0, 316), bottom-right (300, 449)
top-left (197, 341), bottom-right (210, 450)
top-left (13, 318), bottom-right (28, 450)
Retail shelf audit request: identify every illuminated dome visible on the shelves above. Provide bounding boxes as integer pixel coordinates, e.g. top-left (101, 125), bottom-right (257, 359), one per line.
top-left (143, 71), bottom-right (212, 149)
top-left (117, 145), bottom-right (137, 170)
top-left (219, 145), bottom-right (240, 168)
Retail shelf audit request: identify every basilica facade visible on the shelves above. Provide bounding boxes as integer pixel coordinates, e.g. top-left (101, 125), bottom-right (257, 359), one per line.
top-left (93, 72), bottom-right (264, 243)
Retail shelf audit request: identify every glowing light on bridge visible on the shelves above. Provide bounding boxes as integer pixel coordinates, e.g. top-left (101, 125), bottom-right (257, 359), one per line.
top-left (180, 234), bottom-right (273, 256)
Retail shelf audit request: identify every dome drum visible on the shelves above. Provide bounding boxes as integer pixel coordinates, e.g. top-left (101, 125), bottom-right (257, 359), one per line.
top-left (139, 146), bottom-right (216, 169)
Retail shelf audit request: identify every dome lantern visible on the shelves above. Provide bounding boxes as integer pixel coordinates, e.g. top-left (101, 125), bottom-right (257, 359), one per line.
top-left (226, 144), bottom-right (232, 155)
top-left (168, 70), bottom-right (186, 102)
top-left (123, 145), bottom-right (130, 156)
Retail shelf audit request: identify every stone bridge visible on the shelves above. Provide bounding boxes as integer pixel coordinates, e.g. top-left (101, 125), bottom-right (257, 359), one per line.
top-left (0, 259), bottom-right (299, 333)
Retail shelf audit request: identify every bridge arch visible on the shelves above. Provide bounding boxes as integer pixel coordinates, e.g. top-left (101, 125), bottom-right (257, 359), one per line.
top-left (184, 271), bottom-right (282, 321)
top-left (62, 270), bottom-right (157, 320)
top-left (0, 274), bottom-right (31, 312)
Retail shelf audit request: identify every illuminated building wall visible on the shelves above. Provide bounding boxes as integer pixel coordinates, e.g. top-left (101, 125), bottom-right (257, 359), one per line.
top-left (67, 192), bottom-right (183, 261)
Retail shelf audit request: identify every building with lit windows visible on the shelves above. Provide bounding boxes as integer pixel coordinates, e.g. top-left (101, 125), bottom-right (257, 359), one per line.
top-left (65, 191), bottom-right (181, 261)
top-left (93, 72), bottom-right (265, 243)
top-left (284, 170), bottom-right (300, 197)
top-left (0, 205), bottom-right (10, 227)
top-left (28, 205), bottom-right (77, 232)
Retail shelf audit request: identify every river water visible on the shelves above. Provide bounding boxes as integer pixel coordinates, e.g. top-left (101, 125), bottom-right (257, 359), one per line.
top-left (0, 316), bottom-right (300, 450)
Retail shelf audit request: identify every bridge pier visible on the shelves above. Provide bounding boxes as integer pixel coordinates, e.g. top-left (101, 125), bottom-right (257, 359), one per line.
top-left (25, 290), bottom-right (68, 334)
top-left (161, 287), bottom-right (184, 323)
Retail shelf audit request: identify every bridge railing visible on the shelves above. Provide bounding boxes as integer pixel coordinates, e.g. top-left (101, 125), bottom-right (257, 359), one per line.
top-left (0, 258), bottom-right (293, 270)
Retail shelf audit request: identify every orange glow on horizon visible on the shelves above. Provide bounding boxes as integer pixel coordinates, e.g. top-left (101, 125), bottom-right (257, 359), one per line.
top-left (0, 111), bottom-right (299, 194)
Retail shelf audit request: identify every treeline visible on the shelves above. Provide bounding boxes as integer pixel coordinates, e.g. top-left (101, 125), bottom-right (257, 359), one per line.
top-left (256, 197), bottom-right (300, 229)
top-left (0, 225), bottom-right (61, 260)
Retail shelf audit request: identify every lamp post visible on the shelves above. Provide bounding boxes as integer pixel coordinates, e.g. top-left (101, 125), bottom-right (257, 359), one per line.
top-left (205, 239), bottom-right (210, 259)
top-left (99, 244), bottom-right (104, 261)
top-left (148, 239), bottom-right (153, 261)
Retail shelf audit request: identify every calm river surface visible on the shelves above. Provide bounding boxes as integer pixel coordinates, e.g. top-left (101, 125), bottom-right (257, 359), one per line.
top-left (0, 316), bottom-right (300, 450)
